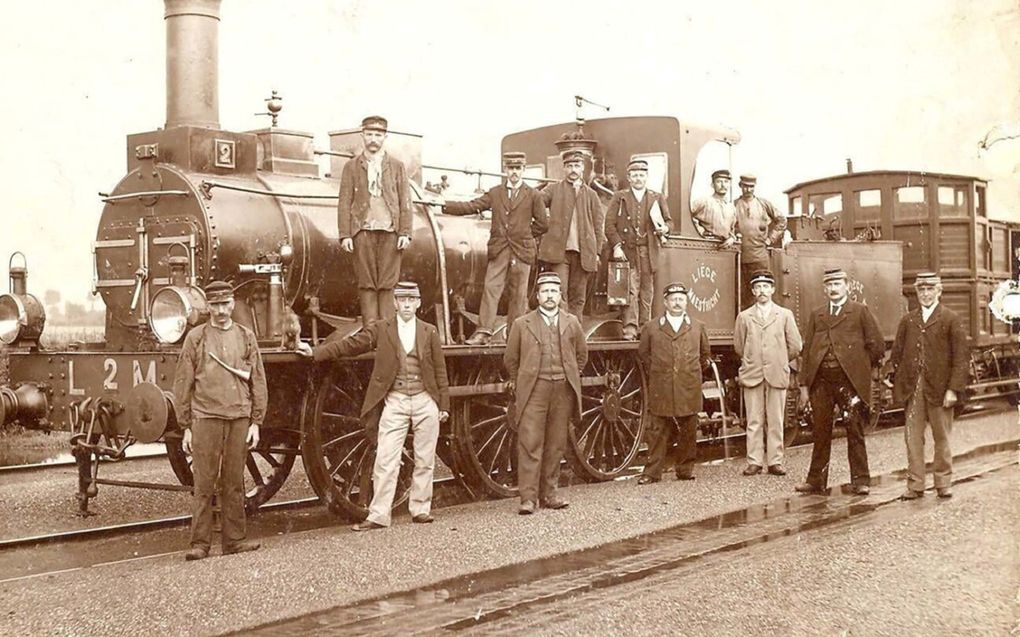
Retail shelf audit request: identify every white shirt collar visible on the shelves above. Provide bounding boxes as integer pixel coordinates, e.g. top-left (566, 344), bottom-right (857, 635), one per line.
top-left (396, 315), bottom-right (416, 353)
top-left (921, 301), bottom-right (938, 322)
top-left (665, 312), bottom-right (688, 330)
top-left (756, 301), bottom-right (774, 318)
top-left (538, 307), bottom-right (559, 325)
top-left (830, 297), bottom-right (847, 312)
top-left (630, 187), bottom-right (646, 201)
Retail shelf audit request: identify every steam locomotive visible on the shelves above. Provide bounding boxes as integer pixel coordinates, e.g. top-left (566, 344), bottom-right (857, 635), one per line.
top-left (1, 0), bottom-right (1014, 521)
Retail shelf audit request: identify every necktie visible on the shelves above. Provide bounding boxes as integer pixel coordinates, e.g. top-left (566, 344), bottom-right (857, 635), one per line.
top-left (831, 304), bottom-right (839, 316)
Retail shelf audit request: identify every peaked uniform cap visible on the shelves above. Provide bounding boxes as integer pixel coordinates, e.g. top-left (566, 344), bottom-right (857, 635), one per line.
top-left (663, 282), bottom-right (689, 297)
top-left (914, 272), bottom-right (942, 287)
top-left (822, 268), bottom-right (847, 283)
top-left (361, 115), bottom-right (388, 132)
top-left (204, 280), bottom-right (233, 303)
top-left (502, 151), bottom-right (527, 167)
top-left (749, 270), bottom-right (776, 287)
top-left (536, 272), bottom-right (562, 288)
top-left (394, 281), bottom-right (421, 298)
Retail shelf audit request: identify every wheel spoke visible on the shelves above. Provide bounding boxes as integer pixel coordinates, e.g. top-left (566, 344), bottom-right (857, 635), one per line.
top-left (258, 450), bottom-right (282, 469)
top-left (246, 455), bottom-right (265, 486)
top-left (328, 438), bottom-right (365, 479)
top-left (485, 430), bottom-right (509, 475)
top-left (472, 413), bottom-right (507, 433)
top-left (322, 428), bottom-right (362, 450)
top-left (475, 421), bottom-right (505, 458)
top-left (620, 406), bottom-right (641, 418)
top-left (619, 387), bottom-right (641, 402)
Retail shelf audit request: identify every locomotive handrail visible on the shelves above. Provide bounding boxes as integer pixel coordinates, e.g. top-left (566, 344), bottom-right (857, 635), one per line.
top-left (314, 148), bottom-right (560, 183)
top-left (200, 179), bottom-right (440, 208)
top-left (99, 190), bottom-right (189, 203)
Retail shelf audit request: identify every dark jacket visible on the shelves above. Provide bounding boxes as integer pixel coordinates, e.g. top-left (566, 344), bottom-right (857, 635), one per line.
top-left (337, 152), bottom-right (413, 239)
top-left (889, 303), bottom-right (970, 407)
top-left (312, 318), bottom-right (450, 433)
top-left (444, 182), bottom-right (548, 264)
top-left (605, 188), bottom-right (672, 272)
top-left (504, 309), bottom-right (588, 418)
top-left (800, 300), bottom-right (885, 406)
top-left (639, 315), bottom-right (712, 417)
top-left (537, 181), bottom-right (606, 272)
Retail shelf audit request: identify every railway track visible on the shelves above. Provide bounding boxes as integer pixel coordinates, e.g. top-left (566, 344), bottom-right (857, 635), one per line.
top-left (0, 449), bottom-right (166, 475)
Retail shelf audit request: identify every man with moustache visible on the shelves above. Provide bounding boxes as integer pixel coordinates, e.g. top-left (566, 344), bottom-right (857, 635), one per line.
top-left (443, 151), bottom-right (548, 345)
top-left (338, 115), bottom-right (413, 325)
top-left (175, 281), bottom-right (266, 560)
top-left (795, 268), bottom-right (885, 496)
top-left (637, 282), bottom-right (712, 484)
top-left (691, 169), bottom-right (737, 245)
top-left (889, 272), bottom-right (969, 500)
top-left (733, 270), bottom-right (802, 476)
top-left (733, 175), bottom-right (786, 308)
top-left (605, 158), bottom-right (672, 340)
top-left (504, 272), bottom-right (588, 515)
top-left (537, 150), bottom-right (606, 322)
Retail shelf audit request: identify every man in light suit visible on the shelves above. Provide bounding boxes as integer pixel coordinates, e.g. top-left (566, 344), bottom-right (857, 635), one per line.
top-left (504, 271), bottom-right (588, 515)
top-left (605, 158), bottom-right (672, 340)
top-left (733, 270), bottom-right (803, 476)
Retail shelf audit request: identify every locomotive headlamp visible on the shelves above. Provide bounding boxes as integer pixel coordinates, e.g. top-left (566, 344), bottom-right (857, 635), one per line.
top-left (0, 253), bottom-right (46, 346)
top-left (149, 285), bottom-right (208, 344)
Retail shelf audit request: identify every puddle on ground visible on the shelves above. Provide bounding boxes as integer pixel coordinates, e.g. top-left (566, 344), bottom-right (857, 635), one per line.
top-left (0, 442), bottom-right (165, 467)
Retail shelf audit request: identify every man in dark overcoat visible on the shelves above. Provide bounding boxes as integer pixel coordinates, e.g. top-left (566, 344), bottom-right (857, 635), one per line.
top-left (537, 150), bottom-right (606, 322)
top-left (889, 272), bottom-right (969, 499)
top-left (637, 282), bottom-right (712, 483)
top-left (795, 268), bottom-right (885, 495)
top-left (605, 158), bottom-right (672, 340)
top-left (504, 271), bottom-right (588, 514)
top-left (443, 151), bottom-right (548, 345)
top-left (299, 282), bottom-right (450, 529)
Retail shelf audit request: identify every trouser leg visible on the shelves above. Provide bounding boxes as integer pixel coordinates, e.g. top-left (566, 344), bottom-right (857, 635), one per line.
top-left (477, 249), bottom-right (511, 334)
top-left (517, 379), bottom-right (552, 503)
top-left (843, 393), bottom-right (871, 486)
top-left (806, 377), bottom-right (836, 488)
top-left (219, 417), bottom-right (249, 548)
top-left (189, 418), bottom-right (225, 550)
top-left (929, 400), bottom-right (954, 489)
top-left (674, 414), bottom-right (698, 477)
top-left (354, 230), bottom-right (400, 323)
top-left (539, 380), bottom-right (572, 502)
top-left (637, 247), bottom-right (653, 327)
top-left (367, 393), bottom-right (411, 526)
top-left (550, 262), bottom-right (570, 313)
top-left (764, 384), bottom-right (787, 467)
top-left (743, 383), bottom-right (766, 467)
top-left (904, 385), bottom-right (928, 492)
top-left (622, 253), bottom-right (640, 330)
top-left (505, 259), bottom-right (531, 332)
top-left (408, 393), bottom-right (440, 518)
top-left (566, 251), bottom-right (589, 322)
top-left (642, 415), bottom-right (675, 480)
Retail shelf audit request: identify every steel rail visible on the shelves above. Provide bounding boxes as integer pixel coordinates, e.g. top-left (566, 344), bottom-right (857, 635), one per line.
top-left (0, 451), bottom-right (167, 475)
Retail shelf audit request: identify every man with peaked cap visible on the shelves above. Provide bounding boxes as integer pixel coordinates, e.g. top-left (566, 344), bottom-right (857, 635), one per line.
top-left (504, 271), bottom-right (588, 515)
top-left (537, 150), bottom-right (606, 323)
top-left (889, 272), bottom-right (969, 499)
top-left (605, 158), bottom-right (673, 340)
top-left (733, 270), bottom-right (802, 476)
top-left (338, 115), bottom-right (413, 326)
top-left (795, 268), bottom-right (885, 496)
top-left (691, 169), bottom-right (737, 244)
top-left (443, 151), bottom-right (549, 345)
top-left (174, 281), bottom-right (266, 560)
top-left (734, 174), bottom-right (786, 309)
top-left (637, 282), bottom-right (712, 483)
top-left (298, 282), bottom-right (450, 529)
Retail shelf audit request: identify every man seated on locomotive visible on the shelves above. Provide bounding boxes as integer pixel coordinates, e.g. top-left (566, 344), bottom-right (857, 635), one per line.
top-left (690, 169), bottom-right (737, 246)
top-left (338, 115), bottom-right (413, 326)
top-left (297, 282), bottom-right (450, 530)
top-left (605, 159), bottom-right (672, 341)
top-left (174, 281), bottom-right (266, 561)
top-left (733, 174), bottom-right (786, 309)
top-left (441, 151), bottom-right (549, 346)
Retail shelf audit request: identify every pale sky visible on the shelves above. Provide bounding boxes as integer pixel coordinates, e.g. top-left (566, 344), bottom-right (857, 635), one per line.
top-left (1, 0), bottom-right (1017, 303)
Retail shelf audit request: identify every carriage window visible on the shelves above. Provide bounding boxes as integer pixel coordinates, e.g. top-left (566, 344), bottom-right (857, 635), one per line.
top-left (855, 189), bottom-right (882, 222)
top-left (629, 152), bottom-right (668, 194)
top-left (937, 185), bottom-right (968, 217)
top-left (894, 186), bottom-right (927, 219)
top-left (976, 185), bottom-right (986, 217)
top-left (789, 196), bottom-right (803, 217)
top-left (808, 193), bottom-right (842, 217)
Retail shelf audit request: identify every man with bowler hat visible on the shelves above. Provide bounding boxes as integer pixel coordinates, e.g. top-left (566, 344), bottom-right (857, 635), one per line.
top-left (691, 169), bottom-right (737, 244)
top-left (504, 271), bottom-right (588, 514)
top-left (174, 281), bottom-right (266, 560)
top-left (338, 115), bottom-right (413, 325)
top-left (637, 282), bottom-right (712, 483)
top-left (795, 268), bottom-right (884, 495)
top-left (734, 174), bottom-right (786, 309)
top-left (443, 151), bottom-right (548, 345)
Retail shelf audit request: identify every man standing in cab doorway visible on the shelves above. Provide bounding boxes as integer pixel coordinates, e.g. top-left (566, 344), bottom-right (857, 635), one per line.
top-left (889, 272), bottom-right (969, 500)
top-left (691, 169), bottom-right (737, 244)
top-left (174, 281), bottom-right (266, 560)
top-left (795, 268), bottom-right (884, 496)
top-left (443, 151), bottom-right (548, 345)
top-left (637, 282), bottom-right (712, 484)
top-left (734, 174), bottom-right (786, 309)
top-left (338, 115), bottom-right (413, 325)
top-left (537, 150), bottom-right (606, 323)
top-left (605, 158), bottom-right (672, 340)
top-left (504, 272), bottom-right (588, 515)
top-left (733, 270), bottom-right (802, 476)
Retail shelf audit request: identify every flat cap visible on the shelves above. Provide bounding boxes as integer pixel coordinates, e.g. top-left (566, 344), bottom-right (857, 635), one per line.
top-left (502, 151), bottom-right (527, 167)
top-left (749, 270), bottom-right (776, 287)
top-left (535, 271), bottom-right (562, 288)
top-left (361, 115), bottom-right (388, 132)
top-left (393, 281), bottom-right (421, 298)
top-left (822, 268), bottom-right (847, 283)
top-left (627, 159), bottom-right (649, 172)
top-left (711, 169), bottom-right (731, 180)
top-left (204, 280), bottom-right (234, 303)
top-left (914, 272), bottom-right (942, 287)
top-left (663, 282), bottom-right (688, 297)
top-left (739, 174), bottom-right (757, 185)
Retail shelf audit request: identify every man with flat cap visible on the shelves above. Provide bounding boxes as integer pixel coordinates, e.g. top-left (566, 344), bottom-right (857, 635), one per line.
top-left (443, 151), bottom-right (548, 345)
top-left (691, 169), bottom-right (737, 245)
top-left (734, 174), bottom-right (786, 309)
top-left (889, 272), bottom-right (969, 500)
top-left (338, 115), bottom-right (413, 326)
top-left (174, 281), bottom-right (266, 560)
top-left (298, 282), bottom-right (450, 530)
top-left (504, 271), bottom-right (588, 514)
top-left (637, 282), bottom-right (712, 483)
top-left (795, 268), bottom-right (884, 496)
top-left (537, 150), bottom-right (606, 322)
top-left (605, 158), bottom-right (672, 340)
top-left (733, 270), bottom-right (802, 476)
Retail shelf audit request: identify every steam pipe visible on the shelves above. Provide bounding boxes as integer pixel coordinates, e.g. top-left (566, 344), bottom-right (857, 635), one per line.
top-left (164, 0), bottom-right (221, 129)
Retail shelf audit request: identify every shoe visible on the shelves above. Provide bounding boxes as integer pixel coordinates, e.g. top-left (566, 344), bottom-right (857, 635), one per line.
top-left (622, 325), bottom-right (638, 341)
top-left (901, 489), bottom-right (924, 500)
top-left (184, 547), bottom-right (208, 561)
top-left (767, 465), bottom-right (787, 476)
top-left (743, 464), bottom-right (763, 476)
top-left (676, 473), bottom-right (695, 481)
top-left (222, 540), bottom-right (260, 555)
top-left (848, 484), bottom-right (870, 496)
top-left (412, 514), bottom-right (434, 524)
top-left (936, 487), bottom-right (952, 499)
top-left (352, 520), bottom-right (387, 532)
top-left (464, 331), bottom-right (492, 346)
top-left (795, 482), bottom-right (824, 494)
top-left (637, 475), bottom-right (659, 485)
top-left (541, 497), bottom-right (569, 510)
top-left (518, 501), bottom-right (536, 515)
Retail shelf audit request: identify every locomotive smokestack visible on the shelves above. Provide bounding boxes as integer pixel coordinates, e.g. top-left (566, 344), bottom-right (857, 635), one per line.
top-left (164, 0), bottom-right (221, 129)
